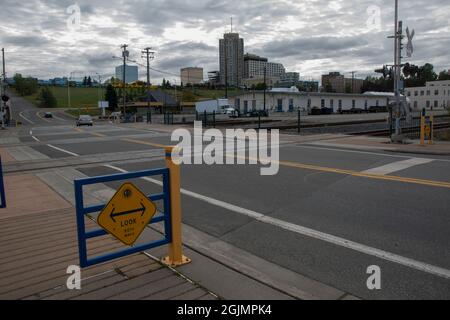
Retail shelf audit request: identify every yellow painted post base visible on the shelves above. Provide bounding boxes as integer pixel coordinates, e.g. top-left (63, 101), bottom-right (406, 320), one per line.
top-left (161, 255), bottom-right (192, 267)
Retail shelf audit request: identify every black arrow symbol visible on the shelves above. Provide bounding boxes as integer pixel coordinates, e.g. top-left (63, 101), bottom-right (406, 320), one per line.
top-left (110, 203), bottom-right (146, 223)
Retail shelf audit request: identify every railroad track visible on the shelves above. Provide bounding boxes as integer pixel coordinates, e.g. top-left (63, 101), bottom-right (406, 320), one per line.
top-left (350, 122), bottom-right (450, 137)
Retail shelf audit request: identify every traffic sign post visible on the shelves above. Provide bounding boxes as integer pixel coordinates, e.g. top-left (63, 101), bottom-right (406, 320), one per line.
top-left (162, 146), bottom-right (191, 267)
top-left (0, 156), bottom-right (6, 209)
top-left (420, 111), bottom-right (434, 146)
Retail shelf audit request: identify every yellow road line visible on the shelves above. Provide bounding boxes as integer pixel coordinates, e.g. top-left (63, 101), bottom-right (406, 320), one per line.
top-left (120, 140), bottom-right (450, 189)
top-left (277, 159), bottom-right (450, 189)
top-left (228, 154), bottom-right (450, 189)
top-left (90, 132), bottom-right (106, 138)
top-left (74, 127), bottom-right (106, 137)
top-left (122, 138), bottom-right (168, 149)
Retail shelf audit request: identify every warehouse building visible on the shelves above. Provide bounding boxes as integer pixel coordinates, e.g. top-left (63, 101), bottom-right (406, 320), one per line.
top-left (228, 87), bottom-right (393, 114)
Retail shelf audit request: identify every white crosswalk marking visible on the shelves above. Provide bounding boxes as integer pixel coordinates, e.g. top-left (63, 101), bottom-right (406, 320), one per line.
top-left (363, 158), bottom-right (434, 175)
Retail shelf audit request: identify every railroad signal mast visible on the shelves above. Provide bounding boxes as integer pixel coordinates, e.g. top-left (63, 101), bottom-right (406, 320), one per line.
top-left (387, 0), bottom-right (414, 143)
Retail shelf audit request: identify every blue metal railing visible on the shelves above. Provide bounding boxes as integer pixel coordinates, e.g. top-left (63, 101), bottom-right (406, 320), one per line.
top-left (74, 168), bottom-right (172, 268)
top-left (0, 157), bottom-right (6, 209)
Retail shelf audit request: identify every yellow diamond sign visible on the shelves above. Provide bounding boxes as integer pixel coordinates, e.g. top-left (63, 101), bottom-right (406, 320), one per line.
top-left (97, 183), bottom-right (157, 246)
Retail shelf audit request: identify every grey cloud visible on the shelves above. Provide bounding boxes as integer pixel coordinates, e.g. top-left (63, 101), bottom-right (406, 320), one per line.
top-left (0, 0), bottom-right (448, 82)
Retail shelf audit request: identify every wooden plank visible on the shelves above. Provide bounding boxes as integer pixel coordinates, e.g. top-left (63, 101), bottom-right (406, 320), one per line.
top-left (44, 274), bottom-right (126, 300)
top-left (170, 288), bottom-right (208, 300)
top-left (72, 268), bottom-right (173, 300)
top-left (144, 282), bottom-right (197, 300)
top-left (108, 274), bottom-right (186, 300)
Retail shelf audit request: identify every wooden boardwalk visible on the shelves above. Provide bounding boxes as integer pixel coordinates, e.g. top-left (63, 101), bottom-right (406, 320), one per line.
top-left (0, 208), bottom-right (217, 300)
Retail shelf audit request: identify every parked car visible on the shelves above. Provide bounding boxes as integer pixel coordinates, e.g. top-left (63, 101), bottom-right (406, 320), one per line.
top-left (223, 107), bottom-right (236, 115)
top-left (246, 110), bottom-right (269, 118)
top-left (76, 115), bottom-right (93, 126)
top-left (44, 112), bottom-right (53, 119)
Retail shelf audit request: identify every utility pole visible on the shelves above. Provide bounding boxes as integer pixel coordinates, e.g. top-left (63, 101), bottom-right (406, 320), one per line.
top-left (351, 71), bottom-right (356, 93)
top-left (263, 66), bottom-right (267, 111)
top-left (1, 48), bottom-right (5, 96)
top-left (388, 0), bottom-right (405, 141)
top-left (1, 48), bottom-right (6, 129)
top-left (121, 44), bottom-right (128, 117)
top-left (142, 47), bottom-right (155, 118)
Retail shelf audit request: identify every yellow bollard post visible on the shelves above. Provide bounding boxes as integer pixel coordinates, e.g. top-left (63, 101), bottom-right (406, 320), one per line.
top-left (420, 115), bottom-right (425, 146)
top-left (162, 146), bottom-right (191, 267)
top-left (429, 115), bottom-right (434, 145)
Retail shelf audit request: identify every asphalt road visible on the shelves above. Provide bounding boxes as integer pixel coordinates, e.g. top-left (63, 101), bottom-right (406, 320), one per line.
top-left (5, 95), bottom-right (450, 300)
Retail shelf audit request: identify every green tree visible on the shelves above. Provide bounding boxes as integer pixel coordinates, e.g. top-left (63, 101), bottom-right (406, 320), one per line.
top-left (39, 87), bottom-right (58, 108)
top-left (250, 82), bottom-right (267, 90)
top-left (87, 76), bottom-right (92, 87)
top-left (181, 90), bottom-right (197, 102)
top-left (13, 73), bottom-right (39, 96)
top-left (438, 70), bottom-right (450, 81)
top-left (104, 84), bottom-right (118, 111)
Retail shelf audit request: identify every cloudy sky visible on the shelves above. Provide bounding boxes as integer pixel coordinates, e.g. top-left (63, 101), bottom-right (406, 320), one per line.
top-left (1, 0), bottom-right (449, 84)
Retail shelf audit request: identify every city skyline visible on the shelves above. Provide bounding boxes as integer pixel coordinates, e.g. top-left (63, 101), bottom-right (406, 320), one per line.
top-left (0, 0), bottom-right (449, 83)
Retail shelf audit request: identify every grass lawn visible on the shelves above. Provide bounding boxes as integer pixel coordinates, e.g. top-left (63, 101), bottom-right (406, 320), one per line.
top-left (22, 86), bottom-right (103, 109)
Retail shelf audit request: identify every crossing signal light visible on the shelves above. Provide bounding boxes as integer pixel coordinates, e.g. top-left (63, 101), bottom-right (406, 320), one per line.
top-left (375, 66), bottom-right (389, 79)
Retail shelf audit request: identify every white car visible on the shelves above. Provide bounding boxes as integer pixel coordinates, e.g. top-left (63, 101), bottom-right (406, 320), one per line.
top-left (223, 108), bottom-right (236, 115)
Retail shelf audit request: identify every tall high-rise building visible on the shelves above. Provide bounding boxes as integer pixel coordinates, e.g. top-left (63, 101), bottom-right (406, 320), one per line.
top-left (219, 33), bottom-right (244, 87)
top-left (115, 65), bottom-right (138, 84)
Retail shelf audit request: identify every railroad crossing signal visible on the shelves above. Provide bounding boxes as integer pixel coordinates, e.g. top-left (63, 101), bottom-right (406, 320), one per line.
top-left (97, 183), bottom-right (157, 246)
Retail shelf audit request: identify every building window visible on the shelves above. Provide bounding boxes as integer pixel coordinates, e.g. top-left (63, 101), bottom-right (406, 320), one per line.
top-left (289, 99), bottom-right (294, 112)
top-left (330, 99), bottom-right (334, 109)
top-left (235, 99), bottom-right (240, 110)
top-left (407, 91), bottom-right (411, 97)
top-left (244, 100), bottom-right (248, 113)
top-left (426, 101), bottom-right (430, 109)
top-left (307, 99), bottom-right (311, 109)
top-left (338, 100), bottom-right (342, 110)
top-left (434, 101), bottom-right (438, 109)
top-left (376, 100), bottom-right (379, 107)
top-left (352, 100), bottom-right (356, 108)
top-left (414, 101), bottom-right (418, 109)
top-left (427, 90), bottom-right (430, 96)
top-left (420, 91), bottom-right (424, 96)
top-left (277, 99), bottom-right (283, 112)
top-left (252, 100), bottom-right (256, 111)
top-left (321, 99), bottom-right (325, 108)
top-left (414, 91), bottom-right (418, 96)
top-left (435, 90), bottom-right (439, 95)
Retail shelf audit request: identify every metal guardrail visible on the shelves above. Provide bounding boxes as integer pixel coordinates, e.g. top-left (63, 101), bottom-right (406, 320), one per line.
top-left (74, 168), bottom-right (172, 268)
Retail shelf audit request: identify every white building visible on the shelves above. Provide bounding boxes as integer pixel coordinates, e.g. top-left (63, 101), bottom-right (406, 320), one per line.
top-left (229, 87), bottom-right (393, 114)
top-left (115, 65), bottom-right (139, 84)
top-left (405, 80), bottom-right (450, 111)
